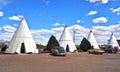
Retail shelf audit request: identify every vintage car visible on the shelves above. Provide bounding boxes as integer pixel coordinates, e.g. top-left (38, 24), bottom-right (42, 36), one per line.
top-left (51, 47), bottom-right (66, 56)
top-left (88, 49), bottom-right (105, 55)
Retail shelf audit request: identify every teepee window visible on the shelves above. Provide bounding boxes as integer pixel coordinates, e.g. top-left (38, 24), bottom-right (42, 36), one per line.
top-left (20, 43), bottom-right (25, 53)
top-left (66, 44), bottom-right (70, 52)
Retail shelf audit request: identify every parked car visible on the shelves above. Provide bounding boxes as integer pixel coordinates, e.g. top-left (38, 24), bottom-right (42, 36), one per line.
top-left (105, 45), bottom-right (119, 53)
top-left (88, 49), bottom-right (105, 55)
top-left (51, 47), bottom-right (66, 56)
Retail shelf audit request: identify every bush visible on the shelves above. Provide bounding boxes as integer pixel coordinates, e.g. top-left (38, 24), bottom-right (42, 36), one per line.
top-left (46, 35), bottom-right (59, 51)
top-left (79, 37), bottom-right (93, 52)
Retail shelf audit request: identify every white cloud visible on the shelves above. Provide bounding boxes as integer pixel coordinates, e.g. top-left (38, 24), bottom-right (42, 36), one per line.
top-left (109, 24), bottom-right (120, 31)
top-left (92, 25), bottom-right (110, 32)
top-left (89, 0), bottom-right (109, 4)
top-left (9, 15), bottom-right (23, 21)
top-left (2, 24), bottom-right (16, 32)
top-left (101, 0), bottom-right (109, 4)
top-left (31, 29), bottom-right (55, 35)
top-left (111, 7), bottom-right (120, 15)
top-left (42, 0), bottom-right (50, 5)
top-left (31, 28), bottom-right (56, 45)
top-left (0, 32), bottom-right (13, 41)
top-left (87, 11), bottom-right (97, 16)
top-left (89, 0), bottom-right (100, 3)
top-left (70, 24), bottom-right (89, 37)
top-left (51, 27), bottom-right (63, 32)
top-left (13, 24), bottom-right (18, 26)
top-left (76, 20), bottom-right (81, 23)
top-left (34, 35), bottom-right (48, 45)
top-left (0, 11), bottom-right (4, 16)
top-left (53, 22), bottom-right (61, 26)
top-left (92, 24), bottom-right (120, 44)
top-left (117, 13), bottom-right (120, 15)
top-left (93, 17), bottom-right (107, 23)
top-left (112, 7), bottom-right (120, 12)
top-left (110, 8), bottom-right (114, 10)
top-left (71, 24), bottom-right (89, 32)
top-left (0, 27), bottom-right (1, 30)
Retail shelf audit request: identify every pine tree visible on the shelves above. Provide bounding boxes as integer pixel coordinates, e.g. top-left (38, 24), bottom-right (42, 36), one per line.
top-left (79, 37), bottom-right (93, 52)
top-left (46, 35), bottom-right (59, 51)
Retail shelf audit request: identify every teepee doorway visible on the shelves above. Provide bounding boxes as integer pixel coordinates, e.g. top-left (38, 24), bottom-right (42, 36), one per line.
top-left (66, 44), bottom-right (70, 52)
top-left (20, 43), bottom-right (25, 53)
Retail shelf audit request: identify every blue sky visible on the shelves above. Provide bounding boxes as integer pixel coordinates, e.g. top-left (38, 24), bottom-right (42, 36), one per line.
top-left (0, 0), bottom-right (120, 45)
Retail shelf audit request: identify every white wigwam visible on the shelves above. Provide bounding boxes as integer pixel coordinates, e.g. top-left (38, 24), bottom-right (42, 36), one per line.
top-left (107, 32), bottom-right (120, 49)
top-left (5, 17), bottom-right (38, 54)
top-left (87, 30), bottom-right (99, 49)
top-left (59, 26), bottom-right (77, 52)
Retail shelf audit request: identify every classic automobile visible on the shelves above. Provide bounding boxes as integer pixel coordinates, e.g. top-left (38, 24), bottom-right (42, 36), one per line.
top-left (51, 47), bottom-right (66, 56)
top-left (88, 49), bottom-right (105, 55)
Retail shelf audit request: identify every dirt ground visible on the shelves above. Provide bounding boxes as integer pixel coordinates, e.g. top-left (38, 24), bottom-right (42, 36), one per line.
top-left (0, 52), bottom-right (120, 72)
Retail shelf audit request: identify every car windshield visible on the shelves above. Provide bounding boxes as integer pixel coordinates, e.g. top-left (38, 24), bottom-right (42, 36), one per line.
top-left (57, 47), bottom-right (64, 51)
top-left (106, 45), bottom-right (114, 49)
top-left (55, 47), bottom-right (65, 52)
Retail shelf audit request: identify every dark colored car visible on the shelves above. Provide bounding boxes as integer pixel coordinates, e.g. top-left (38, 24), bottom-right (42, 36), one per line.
top-left (51, 47), bottom-right (66, 56)
top-left (105, 45), bottom-right (119, 53)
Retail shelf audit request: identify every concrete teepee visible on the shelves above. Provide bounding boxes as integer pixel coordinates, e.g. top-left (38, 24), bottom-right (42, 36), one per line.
top-left (5, 17), bottom-right (38, 54)
top-left (107, 32), bottom-right (120, 49)
top-left (59, 26), bottom-right (77, 52)
top-left (87, 30), bottom-right (99, 49)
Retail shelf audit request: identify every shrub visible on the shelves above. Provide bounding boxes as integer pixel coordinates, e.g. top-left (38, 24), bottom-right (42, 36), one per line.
top-left (79, 37), bottom-right (93, 52)
top-left (46, 35), bottom-right (59, 51)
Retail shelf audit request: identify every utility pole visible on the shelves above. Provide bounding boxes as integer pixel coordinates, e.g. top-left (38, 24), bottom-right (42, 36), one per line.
top-left (73, 30), bottom-right (75, 43)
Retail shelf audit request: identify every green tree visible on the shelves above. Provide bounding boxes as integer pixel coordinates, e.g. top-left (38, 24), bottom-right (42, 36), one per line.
top-left (79, 37), bottom-right (93, 52)
top-left (0, 41), bottom-right (9, 52)
top-left (46, 35), bottom-right (59, 51)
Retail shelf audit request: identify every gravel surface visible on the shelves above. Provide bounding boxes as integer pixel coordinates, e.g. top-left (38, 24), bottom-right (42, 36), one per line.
top-left (0, 52), bottom-right (120, 72)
